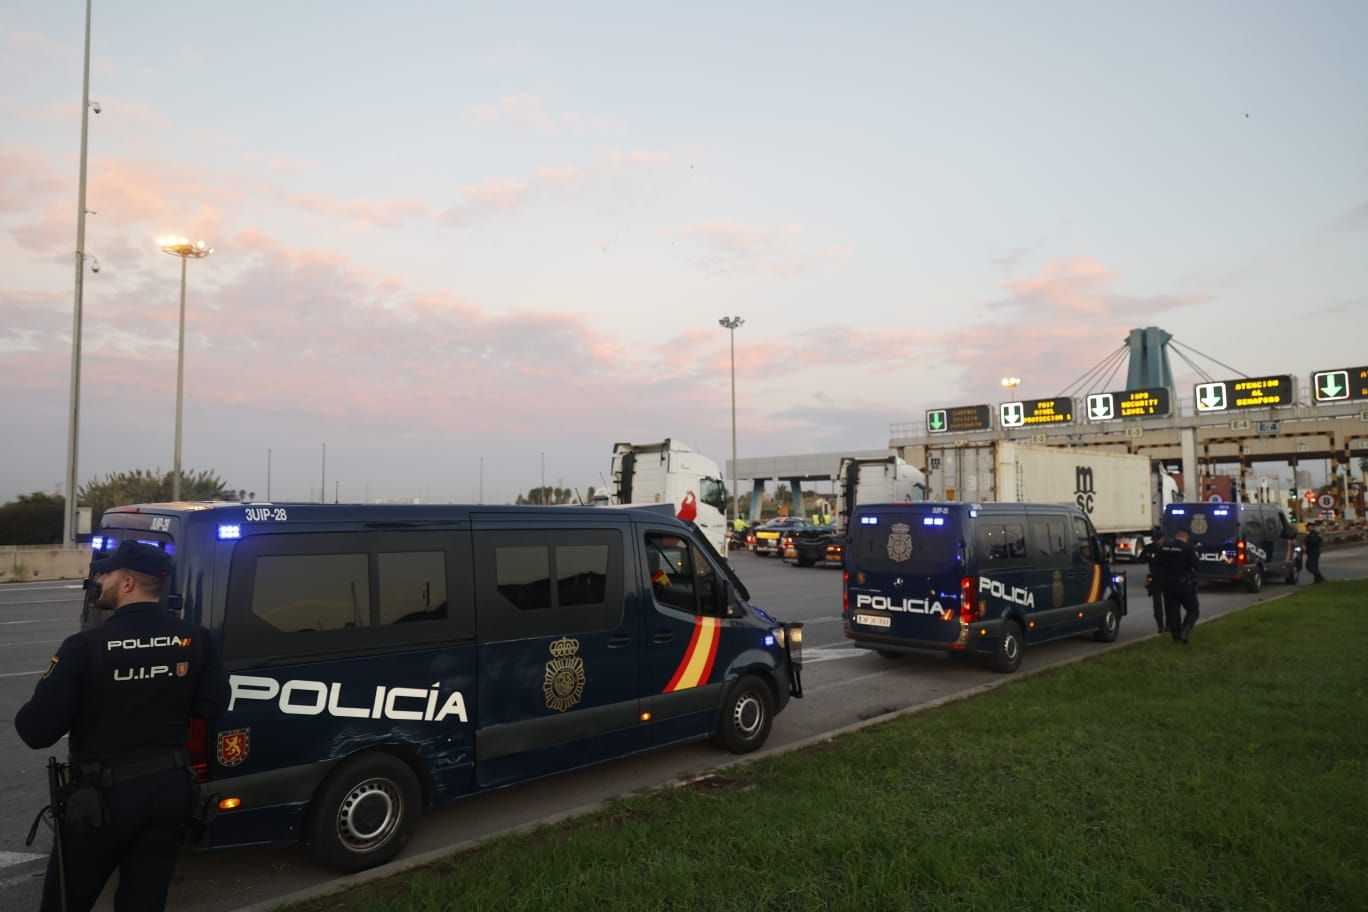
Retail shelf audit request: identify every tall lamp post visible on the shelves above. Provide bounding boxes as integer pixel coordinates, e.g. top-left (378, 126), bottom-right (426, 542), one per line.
top-left (718, 316), bottom-right (744, 525)
top-left (62, 0), bottom-right (99, 546)
top-left (158, 236), bottom-right (213, 501)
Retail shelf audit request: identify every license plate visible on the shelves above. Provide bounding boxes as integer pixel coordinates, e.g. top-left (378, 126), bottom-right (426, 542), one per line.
top-left (758, 532), bottom-right (778, 539)
top-left (854, 613), bottom-right (890, 628)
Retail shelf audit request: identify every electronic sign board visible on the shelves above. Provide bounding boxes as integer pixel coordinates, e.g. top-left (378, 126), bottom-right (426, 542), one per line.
top-left (999, 397), bottom-right (1074, 429)
top-left (927, 405), bottom-right (992, 434)
top-left (1312, 367), bottom-right (1368, 403)
top-left (1194, 375), bottom-right (1295, 413)
top-left (1085, 388), bottom-right (1171, 421)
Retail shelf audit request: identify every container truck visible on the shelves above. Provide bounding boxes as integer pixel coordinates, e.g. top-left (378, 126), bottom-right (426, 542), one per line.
top-left (835, 456), bottom-right (927, 531)
top-left (924, 442), bottom-right (1177, 560)
top-left (601, 439), bottom-right (729, 552)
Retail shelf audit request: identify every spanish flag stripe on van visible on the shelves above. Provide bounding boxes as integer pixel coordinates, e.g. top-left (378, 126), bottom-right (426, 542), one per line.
top-left (664, 617), bottom-right (720, 692)
top-left (1086, 564), bottom-right (1102, 603)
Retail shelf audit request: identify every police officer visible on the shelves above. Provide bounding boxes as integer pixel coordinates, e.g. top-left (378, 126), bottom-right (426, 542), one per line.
top-left (1305, 523), bottom-right (1326, 583)
top-left (1155, 527), bottom-right (1201, 644)
top-left (15, 541), bottom-right (229, 912)
top-left (1138, 528), bottom-right (1167, 634)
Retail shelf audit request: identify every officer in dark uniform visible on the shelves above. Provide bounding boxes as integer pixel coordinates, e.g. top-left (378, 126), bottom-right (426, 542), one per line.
top-left (15, 541), bottom-right (229, 912)
top-left (1138, 527), bottom-right (1167, 634)
top-left (1155, 528), bottom-right (1201, 644)
top-left (1305, 524), bottom-right (1326, 583)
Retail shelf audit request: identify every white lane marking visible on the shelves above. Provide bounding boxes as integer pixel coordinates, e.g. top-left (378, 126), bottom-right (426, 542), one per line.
top-left (0, 669), bottom-right (42, 678)
top-left (0, 638), bottom-right (64, 648)
top-left (1, 598), bottom-right (81, 605)
top-left (0, 850), bottom-right (47, 868)
top-left (800, 644), bottom-right (866, 664)
top-left (799, 616), bottom-right (842, 625)
top-left (0, 619), bottom-right (73, 626)
top-left (807, 668), bottom-right (899, 696)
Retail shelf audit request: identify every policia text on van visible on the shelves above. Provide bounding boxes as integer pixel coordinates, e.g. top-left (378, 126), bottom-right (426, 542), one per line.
top-left (86, 503), bottom-right (804, 872)
top-left (844, 502), bottom-right (1125, 673)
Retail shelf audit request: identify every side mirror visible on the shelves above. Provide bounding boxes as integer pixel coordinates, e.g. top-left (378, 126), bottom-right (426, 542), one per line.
top-left (721, 579), bottom-right (743, 618)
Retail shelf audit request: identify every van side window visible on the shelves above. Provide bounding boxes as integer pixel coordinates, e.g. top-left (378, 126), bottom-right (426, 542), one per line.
top-left (646, 533), bottom-right (723, 617)
top-left (476, 530), bottom-right (624, 642)
top-left (1030, 517), bottom-right (1070, 567)
top-left (254, 553), bottom-right (370, 632)
top-left (1072, 517), bottom-right (1095, 562)
top-left (224, 532), bottom-right (474, 665)
top-left (976, 517), bottom-right (1027, 567)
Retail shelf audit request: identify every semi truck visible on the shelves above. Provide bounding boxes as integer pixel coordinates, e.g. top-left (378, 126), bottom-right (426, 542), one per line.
top-left (834, 455), bottom-right (927, 532)
top-left (924, 442), bottom-right (1178, 560)
top-left (599, 439), bottom-right (729, 553)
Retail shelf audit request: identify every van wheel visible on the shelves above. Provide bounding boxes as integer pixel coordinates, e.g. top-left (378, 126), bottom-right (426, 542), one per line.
top-left (307, 752), bottom-right (421, 873)
top-left (1284, 567), bottom-right (1299, 585)
top-left (1093, 600), bottom-right (1121, 643)
top-left (714, 674), bottom-right (774, 754)
top-left (1245, 568), bottom-right (1264, 593)
top-left (795, 556), bottom-right (812, 567)
top-left (989, 621), bottom-right (1024, 674)
top-left (876, 649), bottom-right (902, 660)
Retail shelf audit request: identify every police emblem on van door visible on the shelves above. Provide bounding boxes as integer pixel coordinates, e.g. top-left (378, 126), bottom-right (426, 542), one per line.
top-left (1191, 515), bottom-right (1208, 535)
top-left (1052, 570), bottom-right (1064, 605)
top-left (543, 637), bottom-right (585, 712)
top-left (887, 523), bottom-right (913, 562)
top-left (217, 728), bottom-right (250, 767)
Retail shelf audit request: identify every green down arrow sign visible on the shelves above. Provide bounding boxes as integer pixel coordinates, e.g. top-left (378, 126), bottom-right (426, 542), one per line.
top-left (1317, 371), bottom-right (1347, 400)
top-left (928, 410), bottom-right (946, 431)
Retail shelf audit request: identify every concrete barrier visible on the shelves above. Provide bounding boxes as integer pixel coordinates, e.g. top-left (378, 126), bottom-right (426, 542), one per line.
top-left (0, 546), bottom-right (91, 583)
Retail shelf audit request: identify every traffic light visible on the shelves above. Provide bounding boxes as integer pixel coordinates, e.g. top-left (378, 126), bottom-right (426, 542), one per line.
top-left (1304, 491), bottom-right (1318, 503)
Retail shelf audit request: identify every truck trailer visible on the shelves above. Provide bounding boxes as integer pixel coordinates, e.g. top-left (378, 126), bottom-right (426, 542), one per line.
top-left (834, 455), bottom-right (927, 532)
top-left (924, 442), bottom-right (1176, 560)
top-left (601, 439), bottom-right (729, 553)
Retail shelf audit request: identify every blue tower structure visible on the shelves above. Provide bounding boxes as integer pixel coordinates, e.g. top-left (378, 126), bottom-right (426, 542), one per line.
top-left (1125, 326), bottom-right (1173, 391)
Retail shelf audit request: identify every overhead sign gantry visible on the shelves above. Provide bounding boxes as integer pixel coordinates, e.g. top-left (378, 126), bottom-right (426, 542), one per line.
top-left (1194, 375), bottom-right (1295, 413)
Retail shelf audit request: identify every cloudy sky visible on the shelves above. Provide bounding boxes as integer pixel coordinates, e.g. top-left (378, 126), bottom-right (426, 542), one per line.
top-left (3, 1), bottom-right (1366, 505)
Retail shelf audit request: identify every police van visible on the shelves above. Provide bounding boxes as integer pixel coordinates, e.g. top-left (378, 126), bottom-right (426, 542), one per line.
top-left (1160, 501), bottom-right (1300, 592)
top-left (843, 502), bottom-right (1125, 673)
top-left (86, 502), bottom-right (803, 871)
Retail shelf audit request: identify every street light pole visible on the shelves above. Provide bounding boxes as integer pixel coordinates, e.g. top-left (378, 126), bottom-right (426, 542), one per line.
top-left (158, 236), bottom-right (212, 501)
top-left (62, 0), bottom-right (96, 545)
top-left (719, 316), bottom-right (744, 524)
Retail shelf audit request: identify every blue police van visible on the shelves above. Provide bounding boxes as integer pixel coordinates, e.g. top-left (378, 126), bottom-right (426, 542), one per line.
top-left (1160, 501), bottom-right (1300, 592)
top-left (86, 502), bottom-right (803, 871)
top-left (843, 502), bottom-right (1125, 673)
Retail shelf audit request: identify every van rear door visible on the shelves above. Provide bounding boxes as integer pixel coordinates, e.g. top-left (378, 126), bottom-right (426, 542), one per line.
top-left (846, 507), bottom-right (963, 645)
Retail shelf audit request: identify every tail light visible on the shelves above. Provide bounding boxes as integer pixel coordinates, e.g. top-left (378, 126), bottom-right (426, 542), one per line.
top-left (185, 717), bottom-right (209, 782)
top-left (1236, 540), bottom-right (1247, 565)
top-left (960, 576), bottom-right (979, 622)
top-left (842, 571), bottom-right (849, 616)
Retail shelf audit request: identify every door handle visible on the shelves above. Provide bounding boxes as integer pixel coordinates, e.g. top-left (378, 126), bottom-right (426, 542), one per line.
top-left (607, 635), bottom-right (632, 648)
top-left (652, 631), bottom-right (674, 644)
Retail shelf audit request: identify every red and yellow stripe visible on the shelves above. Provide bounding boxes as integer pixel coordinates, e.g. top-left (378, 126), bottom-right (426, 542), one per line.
top-left (1085, 564), bottom-right (1103, 603)
top-left (664, 616), bottom-right (721, 692)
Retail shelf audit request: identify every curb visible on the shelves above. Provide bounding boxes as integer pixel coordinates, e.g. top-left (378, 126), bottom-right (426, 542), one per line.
top-left (228, 586), bottom-right (1301, 912)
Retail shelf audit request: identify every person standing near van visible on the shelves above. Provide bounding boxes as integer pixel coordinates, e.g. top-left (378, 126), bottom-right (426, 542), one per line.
top-left (1305, 524), bottom-right (1326, 583)
top-left (14, 541), bottom-right (229, 912)
top-left (1139, 528), bottom-right (1167, 634)
top-left (1156, 528), bottom-right (1201, 644)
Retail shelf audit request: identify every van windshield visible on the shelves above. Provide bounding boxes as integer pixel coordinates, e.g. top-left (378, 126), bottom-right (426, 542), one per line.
top-left (1162, 506), bottom-right (1238, 545)
top-left (850, 511), bottom-right (959, 574)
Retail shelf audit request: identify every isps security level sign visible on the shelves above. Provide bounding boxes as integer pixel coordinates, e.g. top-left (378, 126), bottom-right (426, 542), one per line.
top-left (1085, 388), bottom-right (1171, 422)
top-left (1194, 375), bottom-right (1294, 413)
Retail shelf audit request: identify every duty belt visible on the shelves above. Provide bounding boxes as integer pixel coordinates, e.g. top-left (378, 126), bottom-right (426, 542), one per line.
top-left (82, 750), bottom-right (187, 786)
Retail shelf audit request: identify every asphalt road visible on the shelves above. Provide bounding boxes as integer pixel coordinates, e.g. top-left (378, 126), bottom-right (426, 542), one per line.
top-left (2, 546), bottom-right (1364, 910)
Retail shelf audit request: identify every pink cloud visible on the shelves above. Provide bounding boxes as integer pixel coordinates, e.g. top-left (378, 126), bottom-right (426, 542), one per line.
top-left (462, 92), bottom-right (555, 130)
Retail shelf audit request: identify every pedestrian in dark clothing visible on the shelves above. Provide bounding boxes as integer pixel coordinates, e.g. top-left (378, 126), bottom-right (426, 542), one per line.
top-left (1139, 528), bottom-right (1167, 634)
top-left (1155, 528), bottom-right (1201, 644)
top-left (1305, 526), bottom-right (1326, 583)
top-left (15, 541), bottom-right (229, 912)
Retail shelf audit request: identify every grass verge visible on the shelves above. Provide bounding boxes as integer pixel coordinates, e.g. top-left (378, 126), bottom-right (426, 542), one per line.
top-left (293, 582), bottom-right (1368, 912)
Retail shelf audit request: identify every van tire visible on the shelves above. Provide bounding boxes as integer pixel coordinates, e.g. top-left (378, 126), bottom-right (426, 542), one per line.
top-left (1284, 566), bottom-right (1299, 585)
top-left (989, 621), bottom-right (1024, 674)
top-left (1093, 600), bottom-right (1121, 643)
top-left (876, 649), bottom-right (902, 660)
top-left (1245, 568), bottom-right (1264, 593)
top-left (306, 752), bottom-right (422, 873)
top-left (714, 674), bottom-right (774, 754)
top-left (795, 556), bottom-right (813, 567)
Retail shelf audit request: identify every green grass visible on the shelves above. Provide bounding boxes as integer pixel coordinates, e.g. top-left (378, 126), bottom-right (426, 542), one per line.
top-left (295, 583), bottom-right (1368, 912)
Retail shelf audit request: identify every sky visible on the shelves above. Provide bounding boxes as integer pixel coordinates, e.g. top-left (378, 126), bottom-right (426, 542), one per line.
top-left (2, 1), bottom-right (1366, 506)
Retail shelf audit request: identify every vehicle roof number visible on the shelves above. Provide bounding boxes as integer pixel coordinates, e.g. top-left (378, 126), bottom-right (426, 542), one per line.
top-left (245, 507), bottom-right (289, 522)
top-left (150, 516), bottom-right (171, 532)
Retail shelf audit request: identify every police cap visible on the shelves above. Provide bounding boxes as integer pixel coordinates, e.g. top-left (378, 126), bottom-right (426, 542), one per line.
top-left (90, 540), bottom-right (172, 578)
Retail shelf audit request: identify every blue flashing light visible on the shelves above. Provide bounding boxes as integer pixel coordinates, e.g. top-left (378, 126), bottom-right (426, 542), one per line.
top-left (218, 524), bottom-right (242, 540)
top-left (968, 509), bottom-right (978, 518)
top-left (163, 543), bottom-right (175, 556)
top-left (922, 516), bottom-right (946, 526)
top-left (1170, 508), bottom-right (1186, 515)
top-left (91, 536), bottom-right (104, 550)
top-left (763, 634), bottom-right (776, 647)
top-left (860, 516), bottom-right (879, 525)
top-left (1212, 508), bottom-right (1230, 516)
top-left (137, 539), bottom-right (159, 547)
